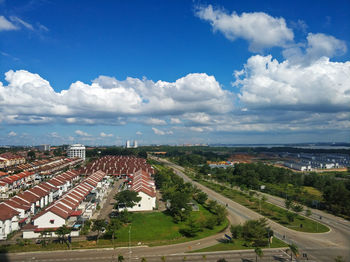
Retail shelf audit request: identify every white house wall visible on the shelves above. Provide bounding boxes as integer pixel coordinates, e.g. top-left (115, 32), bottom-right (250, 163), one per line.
top-left (34, 211), bottom-right (66, 229)
top-left (127, 191), bottom-right (155, 212)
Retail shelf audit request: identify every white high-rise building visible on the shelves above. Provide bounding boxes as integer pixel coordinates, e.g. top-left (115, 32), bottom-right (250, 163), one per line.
top-left (67, 144), bottom-right (86, 160)
top-left (134, 140), bottom-right (138, 148)
top-left (126, 140), bottom-right (131, 148)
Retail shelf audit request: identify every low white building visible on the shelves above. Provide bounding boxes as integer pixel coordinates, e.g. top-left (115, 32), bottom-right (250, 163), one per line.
top-left (124, 169), bottom-right (156, 212)
top-left (67, 144), bottom-right (86, 161)
top-left (0, 203), bottom-right (20, 240)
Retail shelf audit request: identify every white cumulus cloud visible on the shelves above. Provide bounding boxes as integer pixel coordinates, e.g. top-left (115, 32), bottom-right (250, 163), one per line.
top-left (195, 5), bottom-right (294, 51)
top-left (100, 132), bottom-right (113, 137)
top-left (152, 127), bottom-right (173, 135)
top-left (8, 131), bottom-right (17, 137)
top-left (0, 16), bottom-right (18, 31)
top-left (75, 130), bottom-right (91, 137)
top-left (234, 55), bottom-right (350, 112)
top-left (145, 118), bottom-right (167, 125)
top-left (0, 70), bottom-right (233, 124)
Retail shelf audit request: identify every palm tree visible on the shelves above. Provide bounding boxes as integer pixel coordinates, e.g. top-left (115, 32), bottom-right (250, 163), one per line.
top-left (288, 243), bottom-right (299, 261)
top-left (254, 247), bottom-right (263, 262)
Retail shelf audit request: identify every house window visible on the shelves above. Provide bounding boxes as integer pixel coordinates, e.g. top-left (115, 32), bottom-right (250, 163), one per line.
top-left (138, 204), bottom-right (141, 207)
top-left (49, 219), bottom-right (54, 224)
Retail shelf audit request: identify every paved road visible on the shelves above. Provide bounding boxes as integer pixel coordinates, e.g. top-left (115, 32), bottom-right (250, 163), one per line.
top-left (157, 158), bottom-right (350, 262)
top-left (1, 247), bottom-right (292, 262)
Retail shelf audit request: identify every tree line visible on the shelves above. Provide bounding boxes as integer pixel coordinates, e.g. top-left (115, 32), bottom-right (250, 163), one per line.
top-left (198, 162), bottom-right (350, 218)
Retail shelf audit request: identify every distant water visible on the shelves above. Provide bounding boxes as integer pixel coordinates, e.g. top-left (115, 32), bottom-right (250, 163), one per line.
top-left (210, 144), bottom-right (350, 149)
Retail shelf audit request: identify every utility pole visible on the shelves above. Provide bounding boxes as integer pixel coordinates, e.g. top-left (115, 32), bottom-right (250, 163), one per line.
top-left (129, 225), bottom-right (132, 262)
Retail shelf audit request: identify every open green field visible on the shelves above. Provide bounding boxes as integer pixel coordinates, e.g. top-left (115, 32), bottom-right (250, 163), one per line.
top-left (191, 237), bottom-right (287, 253)
top-left (116, 205), bottom-right (228, 246)
top-left (303, 186), bottom-right (323, 198)
top-left (0, 207), bottom-right (228, 253)
top-left (197, 179), bottom-right (329, 233)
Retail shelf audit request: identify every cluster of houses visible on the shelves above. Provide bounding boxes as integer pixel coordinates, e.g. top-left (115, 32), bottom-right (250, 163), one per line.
top-left (22, 170), bottom-right (109, 239)
top-left (79, 155), bottom-right (154, 176)
top-left (0, 155), bottom-right (157, 241)
top-left (0, 158), bottom-right (83, 199)
top-left (0, 153), bottom-right (26, 169)
top-left (0, 170), bottom-right (81, 240)
top-left (283, 153), bottom-right (350, 171)
top-left (80, 156), bottom-right (156, 212)
top-left (8, 156), bottom-right (83, 175)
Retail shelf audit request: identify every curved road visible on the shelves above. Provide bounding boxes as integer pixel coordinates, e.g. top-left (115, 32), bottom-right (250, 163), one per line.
top-left (160, 158), bottom-right (350, 262)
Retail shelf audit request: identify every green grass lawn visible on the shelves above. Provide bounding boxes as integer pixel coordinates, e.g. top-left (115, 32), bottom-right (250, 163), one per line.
top-left (191, 237), bottom-right (287, 253)
top-left (0, 208), bottom-right (228, 253)
top-left (115, 206), bottom-right (228, 246)
top-left (198, 180), bottom-right (329, 233)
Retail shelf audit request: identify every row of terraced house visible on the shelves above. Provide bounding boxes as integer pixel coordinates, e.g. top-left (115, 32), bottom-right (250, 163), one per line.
top-left (0, 157), bottom-right (83, 199)
top-left (0, 169), bottom-right (111, 240)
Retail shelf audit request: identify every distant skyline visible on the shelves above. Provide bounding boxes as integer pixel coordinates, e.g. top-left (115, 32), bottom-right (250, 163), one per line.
top-left (0, 0), bottom-right (349, 146)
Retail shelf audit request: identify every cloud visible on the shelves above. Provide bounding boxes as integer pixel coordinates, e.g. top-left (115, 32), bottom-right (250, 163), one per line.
top-left (234, 54), bottom-right (350, 112)
top-left (100, 132), bottom-right (113, 137)
top-left (145, 118), bottom-right (166, 125)
top-left (0, 16), bottom-right (18, 31)
top-left (170, 118), bottom-right (181, 124)
top-left (195, 5), bottom-right (294, 51)
top-left (152, 127), bottom-right (173, 136)
top-left (283, 33), bottom-right (347, 65)
top-left (136, 131), bottom-right (143, 135)
top-left (0, 70), bottom-right (233, 125)
top-left (49, 132), bottom-right (60, 138)
top-left (10, 16), bottom-right (34, 30)
top-left (8, 131), bottom-right (16, 137)
top-left (75, 130), bottom-right (91, 137)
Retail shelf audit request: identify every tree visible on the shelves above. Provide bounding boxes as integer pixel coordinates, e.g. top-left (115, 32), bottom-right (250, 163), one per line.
top-left (288, 243), bottom-right (299, 261)
top-left (292, 204), bottom-right (304, 214)
top-left (254, 247), bottom-right (263, 262)
top-left (141, 258), bottom-right (147, 262)
top-left (230, 224), bottom-right (243, 239)
top-left (27, 150), bottom-right (36, 160)
top-left (180, 217), bottom-right (201, 237)
top-left (107, 219), bottom-right (122, 249)
top-left (56, 225), bottom-right (72, 248)
top-left (214, 205), bottom-right (228, 225)
top-left (137, 151), bottom-right (148, 159)
top-left (334, 256), bottom-right (345, 262)
top-left (115, 190), bottom-right (141, 209)
top-left (39, 229), bottom-right (51, 247)
top-left (305, 209), bottom-right (312, 217)
top-left (285, 199), bottom-right (293, 210)
top-left (168, 191), bottom-right (191, 222)
top-left (92, 219), bottom-right (107, 243)
top-left (286, 212), bottom-right (296, 223)
top-left (118, 254), bottom-right (124, 262)
top-left (217, 259), bottom-right (227, 262)
top-left (242, 218), bottom-right (269, 247)
top-left (194, 192), bottom-right (208, 205)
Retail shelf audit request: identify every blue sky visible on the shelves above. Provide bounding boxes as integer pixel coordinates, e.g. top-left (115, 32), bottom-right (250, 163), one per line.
top-left (0, 0), bottom-right (349, 146)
